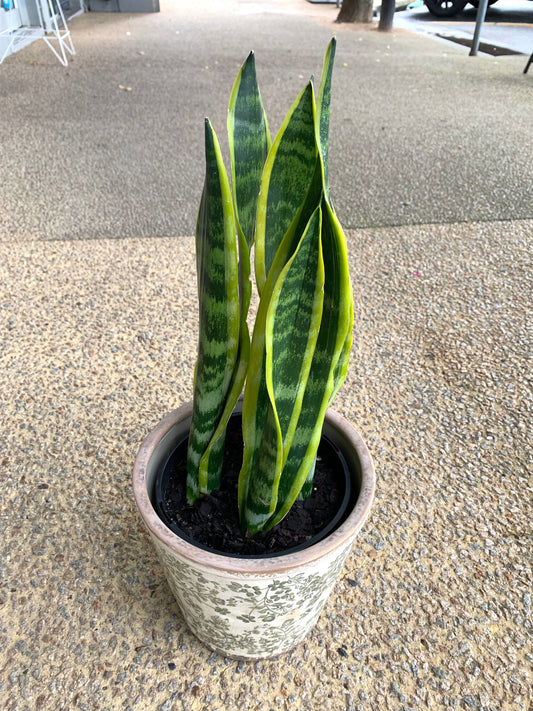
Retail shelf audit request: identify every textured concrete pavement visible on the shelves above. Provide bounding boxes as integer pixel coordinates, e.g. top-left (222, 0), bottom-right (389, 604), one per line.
top-left (0, 0), bottom-right (531, 240)
top-left (0, 1), bottom-right (532, 710)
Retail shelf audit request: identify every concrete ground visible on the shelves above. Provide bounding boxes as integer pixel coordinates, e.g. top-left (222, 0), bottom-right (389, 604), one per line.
top-left (0, 1), bottom-right (532, 710)
top-left (1, 0), bottom-right (532, 238)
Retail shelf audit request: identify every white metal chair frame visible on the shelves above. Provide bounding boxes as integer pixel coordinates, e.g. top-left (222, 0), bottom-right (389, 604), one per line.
top-left (0, 0), bottom-right (75, 66)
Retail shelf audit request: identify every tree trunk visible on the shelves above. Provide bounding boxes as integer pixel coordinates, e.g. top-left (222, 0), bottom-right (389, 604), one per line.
top-left (336, 0), bottom-right (374, 23)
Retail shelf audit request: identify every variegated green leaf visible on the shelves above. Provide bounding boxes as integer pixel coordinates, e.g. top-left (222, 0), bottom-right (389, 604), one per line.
top-left (266, 206), bottom-right (324, 461)
top-left (186, 119), bottom-right (241, 502)
top-left (266, 198), bottom-right (353, 529)
top-left (240, 207), bottom-right (324, 533)
top-left (228, 50), bottom-right (271, 252)
top-left (292, 41), bottom-right (351, 505)
top-left (227, 50), bottom-right (270, 395)
top-left (238, 83), bottom-right (319, 519)
top-left (254, 82), bottom-right (318, 293)
top-left (330, 290), bottom-right (353, 404)
top-left (316, 37), bottom-right (336, 201)
top-left (298, 457), bottom-right (316, 500)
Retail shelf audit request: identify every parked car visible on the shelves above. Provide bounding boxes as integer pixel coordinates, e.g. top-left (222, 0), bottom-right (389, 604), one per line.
top-left (424, 0), bottom-right (498, 17)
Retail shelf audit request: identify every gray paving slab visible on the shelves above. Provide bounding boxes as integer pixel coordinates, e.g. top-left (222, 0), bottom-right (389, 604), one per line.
top-left (0, 0), bottom-right (531, 241)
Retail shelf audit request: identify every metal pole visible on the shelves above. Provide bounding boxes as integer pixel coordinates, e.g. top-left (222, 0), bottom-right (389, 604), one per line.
top-left (469, 0), bottom-right (489, 56)
top-left (379, 0), bottom-right (395, 31)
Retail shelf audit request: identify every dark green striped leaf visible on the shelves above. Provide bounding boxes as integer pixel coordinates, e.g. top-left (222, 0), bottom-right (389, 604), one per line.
top-left (266, 206), bottom-right (324, 459)
top-left (266, 198), bottom-right (353, 529)
top-left (316, 37), bottom-right (336, 200)
top-left (228, 51), bottom-right (271, 252)
top-left (227, 51), bottom-right (270, 390)
top-left (240, 207), bottom-right (324, 533)
top-left (186, 119), bottom-right (241, 502)
top-left (238, 83), bottom-right (320, 521)
top-left (254, 82), bottom-right (318, 293)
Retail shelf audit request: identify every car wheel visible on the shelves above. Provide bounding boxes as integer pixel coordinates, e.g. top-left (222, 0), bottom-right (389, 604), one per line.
top-left (424, 0), bottom-right (468, 16)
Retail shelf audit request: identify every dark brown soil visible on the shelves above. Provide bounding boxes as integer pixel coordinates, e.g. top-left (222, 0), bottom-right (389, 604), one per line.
top-left (156, 414), bottom-right (352, 557)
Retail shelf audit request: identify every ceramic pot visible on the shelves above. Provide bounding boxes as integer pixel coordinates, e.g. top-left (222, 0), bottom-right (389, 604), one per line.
top-left (132, 401), bottom-right (375, 661)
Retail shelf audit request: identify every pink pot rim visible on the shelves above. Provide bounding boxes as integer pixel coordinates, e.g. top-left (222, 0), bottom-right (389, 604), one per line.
top-left (132, 402), bottom-right (375, 575)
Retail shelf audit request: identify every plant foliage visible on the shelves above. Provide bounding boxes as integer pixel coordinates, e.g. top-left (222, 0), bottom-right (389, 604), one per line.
top-left (187, 39), bottom-right (354, 535)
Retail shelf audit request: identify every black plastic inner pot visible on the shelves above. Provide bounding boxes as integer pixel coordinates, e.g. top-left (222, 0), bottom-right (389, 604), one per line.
top-left (153, 411), bottom-right (357, 558)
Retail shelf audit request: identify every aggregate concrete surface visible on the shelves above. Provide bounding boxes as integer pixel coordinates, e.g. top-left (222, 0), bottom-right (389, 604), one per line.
top-left (0, 1), bottom-right (532, 710)
top-left (0, 0), bottom-right (532, 238)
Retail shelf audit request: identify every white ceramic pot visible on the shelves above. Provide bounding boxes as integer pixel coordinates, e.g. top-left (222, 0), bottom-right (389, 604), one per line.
top-left (132, 401), bottom-right (375, 660)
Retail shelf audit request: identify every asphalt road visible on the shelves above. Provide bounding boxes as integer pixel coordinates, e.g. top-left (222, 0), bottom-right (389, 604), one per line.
top-left (395, 0), bottom-right (533, 55)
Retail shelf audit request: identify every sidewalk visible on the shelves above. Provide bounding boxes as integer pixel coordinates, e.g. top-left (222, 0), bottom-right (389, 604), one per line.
top-left (0, 0), bottom-right (531, 240)
top-left (1, 2), bottom-right (532, 710)
top-left (395, 0), bottom-right (533, 57)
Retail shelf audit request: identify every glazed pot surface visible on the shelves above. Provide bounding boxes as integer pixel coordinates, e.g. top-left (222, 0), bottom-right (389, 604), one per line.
top-left (133, 401), bottom-right (375, 659)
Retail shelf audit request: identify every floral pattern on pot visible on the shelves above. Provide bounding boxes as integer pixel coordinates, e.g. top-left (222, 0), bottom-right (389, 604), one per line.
top-left (150, 531), bottom-right (354, 660)
top-left (132, 401), bottom-right (376, 661)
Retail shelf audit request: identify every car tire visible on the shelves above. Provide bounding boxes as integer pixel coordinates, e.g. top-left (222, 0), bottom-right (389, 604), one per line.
top-left (424, 0), bottom-right (468, 16)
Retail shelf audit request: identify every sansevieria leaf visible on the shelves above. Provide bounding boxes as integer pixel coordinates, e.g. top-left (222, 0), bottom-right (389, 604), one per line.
top-left (316, 37), bottom-right (336, 201)
top-left (228, 50), bottom-right (271, 252)
top-left (254, 81), bottom-right (318, 294)
top-left (266, 206), bottom-right (325, 463)
top-left (240, 207), bottom-right (325, 533)
top-left (268, 198), bottom-right (353, 525)
top-left (238, 80), bottom-right (320, 521)
top-left (186, 119), bottom-right (241, 502)
top-left (227, 50), bottom-right (270, 399)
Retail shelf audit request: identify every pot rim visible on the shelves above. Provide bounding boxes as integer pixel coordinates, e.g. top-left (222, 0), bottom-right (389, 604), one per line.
top-left (132, 401), bottom-right (375, 575)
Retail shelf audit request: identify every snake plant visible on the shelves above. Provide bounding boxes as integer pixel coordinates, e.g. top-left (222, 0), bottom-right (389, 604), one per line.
top-left (186, 39), bottom-right (354, 535)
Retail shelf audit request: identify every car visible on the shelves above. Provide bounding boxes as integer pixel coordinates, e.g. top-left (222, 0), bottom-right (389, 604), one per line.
top-left (424, 0), bottom-right (498, 17)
